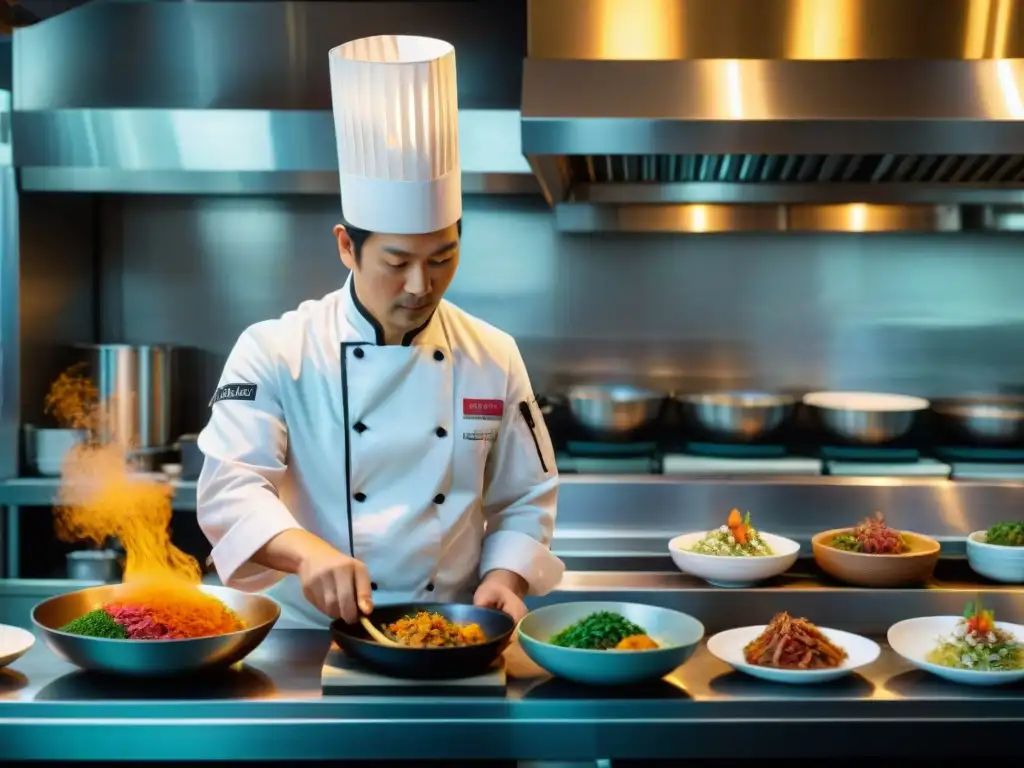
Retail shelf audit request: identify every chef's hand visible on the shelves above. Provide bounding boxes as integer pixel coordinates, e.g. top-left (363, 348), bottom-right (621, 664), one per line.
top-left (296, 538), bottom-right (374, 624)
top-left (473, 569), bottom-right (528, 623)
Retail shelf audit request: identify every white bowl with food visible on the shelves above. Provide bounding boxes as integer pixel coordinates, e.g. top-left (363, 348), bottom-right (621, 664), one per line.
top-left (668, 509), bottom-right (800, 587)
top-left (707, 612), bottom-right (881, 684)
top-left (517, 601), bottom-right (705, 686)
top-left (888, 604), bottom-right (1024, 686)
top-left (966, 523), bottom-right (1024, 584)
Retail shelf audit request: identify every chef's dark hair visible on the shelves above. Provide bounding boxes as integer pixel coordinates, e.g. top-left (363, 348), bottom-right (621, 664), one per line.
top-left (345, 219), bottom-right (463, 266)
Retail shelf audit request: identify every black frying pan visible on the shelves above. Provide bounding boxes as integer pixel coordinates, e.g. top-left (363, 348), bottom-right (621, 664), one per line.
top-left (330, 603), bottom-right (516, 680)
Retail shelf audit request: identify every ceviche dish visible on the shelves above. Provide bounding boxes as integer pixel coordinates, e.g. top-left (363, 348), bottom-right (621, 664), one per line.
top-left (382, 611), bottom-right (487, 648)
top-left (829, 514), bottom-right (909, 554)
top-left (549, 611), bottom-right (660, 650)
top-left (743, 612), bottom-right (849, 670)
top-left (688, 509), bottom-right (773, 557)
top-left (926, 601), bottom-right (1023, 672)
top-left (982, 521), bottom-right (1024, 547)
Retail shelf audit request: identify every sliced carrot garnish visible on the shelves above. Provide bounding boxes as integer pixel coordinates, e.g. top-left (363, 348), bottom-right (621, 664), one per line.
top-left (727, 508), bottom-right (742, 529)
top-left (727, 508), bottom-right (748, 544)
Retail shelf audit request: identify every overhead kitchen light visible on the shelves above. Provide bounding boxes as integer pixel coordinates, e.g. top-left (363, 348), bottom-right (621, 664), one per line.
top-left (555, 204), bottom-right (965, 234)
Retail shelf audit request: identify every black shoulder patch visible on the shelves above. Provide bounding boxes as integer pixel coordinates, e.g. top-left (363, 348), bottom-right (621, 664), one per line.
top-left (209, 383), bottom-right (258, 407)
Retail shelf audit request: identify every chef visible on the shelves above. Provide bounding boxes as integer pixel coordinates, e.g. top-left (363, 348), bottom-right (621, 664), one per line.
top-left (195, 34), bottom-right (564, 629)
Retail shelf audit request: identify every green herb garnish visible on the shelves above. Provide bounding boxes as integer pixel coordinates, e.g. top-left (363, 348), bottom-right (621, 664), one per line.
top-left (984, 521), bottom-right (1024, 547)
top-left (549, 611), bottom-right (647, 650)
top-left (830, 532), bottom-right (861, 552)
top-left (60, 608), bottom-right (127, 639)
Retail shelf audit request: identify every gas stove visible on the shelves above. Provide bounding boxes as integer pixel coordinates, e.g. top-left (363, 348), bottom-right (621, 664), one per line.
top-left (818, 446), bottom-right (950, 478)
top-left (934, 447), bottom-right (1024, 480)
top-left (555, 441), bottom-right (660, 475)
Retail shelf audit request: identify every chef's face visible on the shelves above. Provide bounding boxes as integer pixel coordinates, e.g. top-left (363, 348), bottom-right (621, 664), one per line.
top-left (334, 224), bottom-right (460, 340)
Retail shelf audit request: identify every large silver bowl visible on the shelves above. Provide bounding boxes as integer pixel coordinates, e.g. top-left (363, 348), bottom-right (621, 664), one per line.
top-left (676, 391), bottom-right (797, 442)
top-left (803, 391), bottom-right (930, 445)
top-left (565, 384), bottom-right (664, 436)
top-left (32, 583), bottom-right (280, 677)
top-left (931, 397), bottom-right (1024, 446)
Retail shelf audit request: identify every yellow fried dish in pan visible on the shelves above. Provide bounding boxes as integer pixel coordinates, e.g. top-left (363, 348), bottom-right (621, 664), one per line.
top-left (383, 611), bottom-right (487, 647)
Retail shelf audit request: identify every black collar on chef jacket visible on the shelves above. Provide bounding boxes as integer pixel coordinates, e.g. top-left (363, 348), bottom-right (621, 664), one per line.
top-left (348, 277), bottom-right (434, 347)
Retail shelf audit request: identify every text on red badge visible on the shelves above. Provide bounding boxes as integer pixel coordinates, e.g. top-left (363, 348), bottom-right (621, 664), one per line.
top-left (463, 398), bottom-right (503, 419)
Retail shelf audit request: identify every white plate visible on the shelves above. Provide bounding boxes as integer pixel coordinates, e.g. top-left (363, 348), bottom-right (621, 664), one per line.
top-left (707, 624), bottom-right (881, 684)
top-left (0, 624), bottom-right (35, 668)
top-left (888, 616), bottom-right (1024, 686)
top-left (668, 532), bottom-right (800, 587)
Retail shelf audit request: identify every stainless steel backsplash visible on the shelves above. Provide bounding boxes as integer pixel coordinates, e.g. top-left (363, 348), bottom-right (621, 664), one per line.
top-left (83, 195), bottom-right (1024, 433)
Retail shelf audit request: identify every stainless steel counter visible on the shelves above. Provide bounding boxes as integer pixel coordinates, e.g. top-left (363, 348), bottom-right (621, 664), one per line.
top-left (3, 474), bottom-right (1024, 761)
top-left (3, 620), bottom-right (1024, 761)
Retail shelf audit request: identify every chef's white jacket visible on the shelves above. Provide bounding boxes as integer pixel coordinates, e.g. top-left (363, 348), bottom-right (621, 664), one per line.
top-left (196, 275), bottom-right (564, 628)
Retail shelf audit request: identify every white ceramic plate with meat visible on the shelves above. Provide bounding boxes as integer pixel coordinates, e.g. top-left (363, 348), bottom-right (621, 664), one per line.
top-left (707, 624), bottom-right (881, 684)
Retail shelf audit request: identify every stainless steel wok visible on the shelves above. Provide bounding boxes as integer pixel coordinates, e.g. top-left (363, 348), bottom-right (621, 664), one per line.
top-left (803, 391), bottom-right (930, 445)
top-left (565, 384), bottom-right (665, 436)
top-left (32, 583), bottom-right (280, 677)
top-left (931, 396), bottom-right (1024, 446)
top-left (676, 391), bottom-right (797, 442)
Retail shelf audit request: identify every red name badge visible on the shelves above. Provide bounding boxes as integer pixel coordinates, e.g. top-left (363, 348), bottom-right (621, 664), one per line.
top-left (463, 398), bottom-right (504, 419)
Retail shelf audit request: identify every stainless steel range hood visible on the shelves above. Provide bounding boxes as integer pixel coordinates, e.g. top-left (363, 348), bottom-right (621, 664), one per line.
top-left (12, 1), bottom-right (536, 195)
top-left (522, 0), bottom-right (1024, 233)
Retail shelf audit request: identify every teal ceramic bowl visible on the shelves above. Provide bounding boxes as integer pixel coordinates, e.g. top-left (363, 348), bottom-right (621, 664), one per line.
top-left (517, 601), bottom-right (705, 686)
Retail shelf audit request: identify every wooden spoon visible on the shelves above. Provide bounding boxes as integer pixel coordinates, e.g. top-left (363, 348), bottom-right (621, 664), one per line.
top-left (359, 614), bottom-right (398, 646)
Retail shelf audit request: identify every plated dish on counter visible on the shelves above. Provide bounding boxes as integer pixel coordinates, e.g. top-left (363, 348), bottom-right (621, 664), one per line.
top-left (888, 600), bottom-right (1024, 686)
top-left (706, 611), bottom-right (880, 684)
top-left (669, 509), bottom-right (800, 587)
top-left (517, 601), bottom-right (705, 685)
top-left (966, 521), bottom-right (1024, 584)
top-left (688, 509), bottom-right (774, 557)
top-left (812, 513), bottom-right (940, 587)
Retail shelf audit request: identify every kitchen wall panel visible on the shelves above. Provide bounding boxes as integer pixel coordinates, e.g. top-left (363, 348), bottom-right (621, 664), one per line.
top-left (99, 195), bottom-right (1024, 433)
top-left (18, 193), bottom-right (96, 431)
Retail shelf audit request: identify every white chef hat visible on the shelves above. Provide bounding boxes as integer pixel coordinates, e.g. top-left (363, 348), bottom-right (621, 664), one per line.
top-left (328, 35), bottom-right (461, 235)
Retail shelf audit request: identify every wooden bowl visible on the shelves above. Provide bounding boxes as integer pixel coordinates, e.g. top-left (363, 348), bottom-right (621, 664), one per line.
top-left (811, 528), bottom-right (940, 587)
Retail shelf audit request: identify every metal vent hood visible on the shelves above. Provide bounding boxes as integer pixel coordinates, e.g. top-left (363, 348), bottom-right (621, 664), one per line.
top-left (523, 0), bottom-right (1024, 233)
top-left (13, 0), bottom-right (536, 195)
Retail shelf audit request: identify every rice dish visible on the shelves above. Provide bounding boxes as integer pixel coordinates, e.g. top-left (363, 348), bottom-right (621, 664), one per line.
top-left (688, 509), bottom-right (773, 557)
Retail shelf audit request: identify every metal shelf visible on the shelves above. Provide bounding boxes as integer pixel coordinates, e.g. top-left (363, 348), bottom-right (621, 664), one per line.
top-left (0, 477), bottom-right (197, 509)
